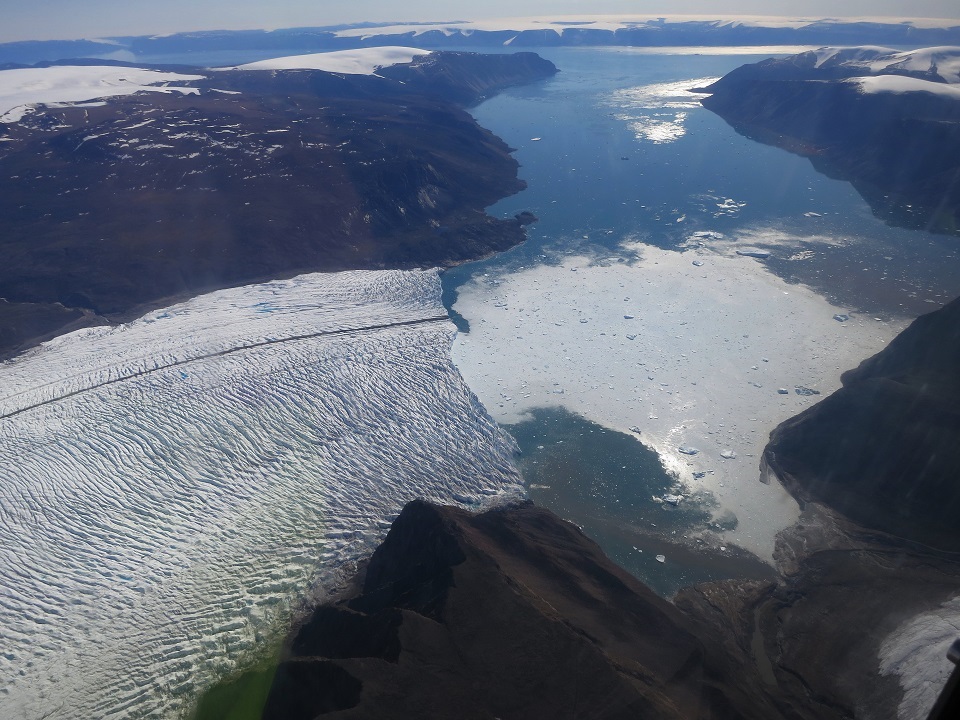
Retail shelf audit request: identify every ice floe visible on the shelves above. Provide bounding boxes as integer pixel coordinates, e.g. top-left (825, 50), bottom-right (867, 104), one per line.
top-left (451, 240), bottom-right (904, 560)
top-left (0, 269), bottom-right (522, 719)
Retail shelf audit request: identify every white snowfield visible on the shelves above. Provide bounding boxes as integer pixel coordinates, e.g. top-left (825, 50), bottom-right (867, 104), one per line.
top-left (808, 46), bottom-right (960, 96)
top-left (866, 46), bottom-right (960, 84)
top-left (221, 47), bottom-right (432, 74)
top-left (0, 65), bottom-right (204, 122)
top-left (794, 46), bottom-right (960, 83)
top-left (881, 596), bottom-right (960, 720)
top-left (810, 45), bottom-right (897, 67)
top-left (0, 269), bottom-right (522, 720)
top-left (332, 15), bottom-right (960, 40)
top-left (849, 73), bottom-right (960, 98)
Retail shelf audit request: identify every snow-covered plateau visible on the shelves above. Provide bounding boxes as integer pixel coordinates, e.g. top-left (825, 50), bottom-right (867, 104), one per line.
top-left (221, 46), bottom-right (432, 73)
top-left (0, 269), bottom-right (523, 719)
top-left (0, 66), bottom-right (204, 122)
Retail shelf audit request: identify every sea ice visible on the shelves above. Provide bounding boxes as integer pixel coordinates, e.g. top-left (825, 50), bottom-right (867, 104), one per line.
top-left (451, 240), bottom-right (903, 560)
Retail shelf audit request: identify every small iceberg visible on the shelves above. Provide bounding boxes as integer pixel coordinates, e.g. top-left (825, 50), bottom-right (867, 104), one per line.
top-left (794, 386), bottom-right (821, 396)
top-left (720, 450), bottom-right (737, 459)
top-left (833, 313), bottom-right (849, 322)
top-left (678, 445), bottom-right (699, 456)
top-left (736, 248), bottom-right (771, 258)
top-left (655, 554), bottom-right (666, 563)
top-left (661, 494), bottom-right (683, 505)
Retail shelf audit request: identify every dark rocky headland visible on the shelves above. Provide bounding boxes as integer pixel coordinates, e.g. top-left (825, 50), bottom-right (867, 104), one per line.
top-left (698, 47), bottom-right (960, 237)
top-left (0, 51), bottom-right (556, 359)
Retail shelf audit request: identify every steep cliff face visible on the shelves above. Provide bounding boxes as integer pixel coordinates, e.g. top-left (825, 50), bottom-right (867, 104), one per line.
top-left (257, 501), bottom-right (783, 720)
top-left (764, 296), bottom-right (960, 551)
top-left (699, 48), bottom-right (960, 235)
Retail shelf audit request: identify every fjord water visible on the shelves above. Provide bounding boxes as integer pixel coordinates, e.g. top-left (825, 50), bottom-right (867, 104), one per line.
top-left (447, 47), bottom-right (960, 591)
top-left (452, 47), bottom-right (960, 314)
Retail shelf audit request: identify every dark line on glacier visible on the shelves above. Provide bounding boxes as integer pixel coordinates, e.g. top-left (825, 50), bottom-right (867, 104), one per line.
top-left (0, 315), bottom-right (451, 420)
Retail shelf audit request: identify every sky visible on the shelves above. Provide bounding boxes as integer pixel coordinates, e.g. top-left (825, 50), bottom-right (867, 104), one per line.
top-left (2, 0), bottom-right (957, 44)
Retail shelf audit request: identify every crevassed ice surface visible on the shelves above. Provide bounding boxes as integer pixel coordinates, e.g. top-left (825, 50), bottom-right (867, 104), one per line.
top-left (0, 269), bottom-right (522, 719)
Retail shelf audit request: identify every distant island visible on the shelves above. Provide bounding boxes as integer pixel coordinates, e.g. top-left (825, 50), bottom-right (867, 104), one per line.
top-left (0, 50), bottom-right (556, 358)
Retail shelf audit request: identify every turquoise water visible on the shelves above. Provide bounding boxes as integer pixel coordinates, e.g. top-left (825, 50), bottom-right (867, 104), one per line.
top-left (508, 408), bottom-right (773, 597)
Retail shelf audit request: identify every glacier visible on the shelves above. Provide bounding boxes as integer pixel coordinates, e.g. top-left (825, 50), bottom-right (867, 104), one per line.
top-left (0, 269), bottom-right (523, 719)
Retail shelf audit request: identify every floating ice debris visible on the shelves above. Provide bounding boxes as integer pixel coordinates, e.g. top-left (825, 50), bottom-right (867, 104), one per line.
top-left (795, 386), bottom-right (821, 396)
top-left (531, 137), bottom-right (542, 141)
top-left (579, 318), bottom-right (589, 323)
top-left (693, 471), bottom-right (706, 479)
top-left (720, 450), bottom-right (737, 459)
top-left (719, 546), bottom-right (727, 551)
top-left (804, 211), bottom-right (822, 217)
top-left (655, 554), bottom-right (666, 563)
top-left (736, 249), bottom-right (771, 259)
top-left (690, 230), bottom-right (725, 241)
top-left (661, 494), bottom-right (683, 505)
top-left (626, 334), bottom-right (637, 340)
top-left (762, 358), bottom-right (769, 362)
top-left (629, 425), bottom-right (641, 434)
top-left (623, 314), bottom-right (635, 319)
top-left (692, 259), bottom-right (704, 267)
top-left (678, 445), bottom-right (699, 455)
top-left (778, 388), bottom-right (789, 395)
top-left (833, 313), bottom-right (850, 322)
